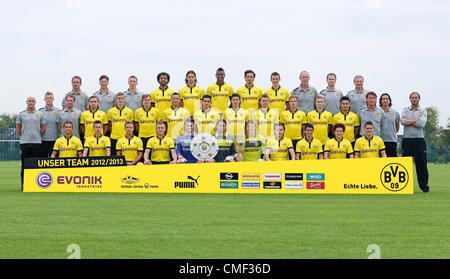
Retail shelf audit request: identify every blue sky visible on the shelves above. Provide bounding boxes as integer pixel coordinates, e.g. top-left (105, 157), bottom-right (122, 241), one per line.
top-left (1, 0), bottom-right (449, 126)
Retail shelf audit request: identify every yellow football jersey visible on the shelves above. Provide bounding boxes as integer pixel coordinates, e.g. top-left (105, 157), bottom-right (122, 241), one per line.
top-left (206, 83), bottom-right (234, 113)
top-left (151, 87), bottom-right (175, 113)
top-left (332, 111), bottom-right (360, 143)
top-left (265, 87), bottom-right (289, 113)
top-left (179, 85), bottom-right (205, 116)
top-left (265, 137), bottom-right (293, 161)
top-left (354, 136), bottom-right (386, 158)
top-left (80, 109), bottom-right (108, 138)
top-left (116, 135), bottom-right (143, 162)
top-left (84, 135), bottom-right (111, 156)
top-left (236, 85), bottom-right (263, 112)
top-left (146, 135), bottom-right (175, 162)
top-left (223, 108), bottom-right (249, 138)
top-left (193, 109), bottom-right (221, 135)
top-left (134, 107), bottom-right (161, 138)
top-left (280, 109), bottom-right (307, 140)
top-left (107, 106), bottom-right (134, 140)
top-left (295, 137), bottom-right (323, 160)
top-left (53, 136), bottom-right (83, 157)
top-left (307, 110), bottom-right (333, 144)
top-left (324, 138), bottom-right (353, 159)
top-left (161, 107), bottom-right (190, 139)
top-left (250, 109), bottom-right (280, 139)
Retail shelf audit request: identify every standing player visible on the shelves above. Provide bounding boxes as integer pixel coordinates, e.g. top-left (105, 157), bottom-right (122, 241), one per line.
top-left (400, 92), bottom-right (429, 193)
top-left (193, 95), bottom-right (221, 135)
top-left (243, 120), bottom-right (264, 161)
top-left (332, 96), bottom-right (360, 146)
top-left (151, 72), bottom-right (175, 113)
top-left (264, 123), bottom-right (295, 161)
top-left (83, 121), bottom-right (111, 157)
top-left (143, 121), bottom-right (177, 165)
top-left (358, 92), bottom-right (384, 137)
top-left (307, 95), bottom-right (333, 145)
top-left (320, 73), bottom-right (343, 115)
top-left (206, 68), bottom-right (234, 115)
top-left (62, 76), bottom-right (89, 111)
top-left (280, 95), bottom-right (307, 149)
top-left (290, 71), bottom-right (318, 114)
top-left (379, 93), bottom-right (400, 157)
top-left (93, 75), bottom-right (115, 113)
top-left (39, 92), bottom-right (60, 157)
top-left (354, 121), bottom-right (387, 158)
top-left (57, 94), bottom-right (81, 138)
top-left (295, 124), bottom-right (324, 160)
top-left (265, 72), bottom-right (290, 114)
top-left (16, 96), bottom-right (46, 188)
top-left (324, 124), bottom-right (354, 159)
top-left (51, 121), bottom-right (83, 158)
top-left (80, 96), bottom-right (108, 140)
top-left (223, 94), bottom-right (249, 143)
top-left (116, 121), bottom-right (143, 165)
top-left (179, 71), bottom-right (205, 117)
top-left (252, 94), bottom-right (279, 141)
top-left (107, 93), bottom-right (134, 155)
top-left (134, 94), bottom-right (161, 149)
top-left (124, 75), bottom-right (144, 112)
top-left (346, 75), bottom-right (368, 114)
top-left (161, 93), bottom-right (190, 140)
top-left (236, 70), bottom-right (263, 113)
top-left (175, 118), bottom-right (198, 164)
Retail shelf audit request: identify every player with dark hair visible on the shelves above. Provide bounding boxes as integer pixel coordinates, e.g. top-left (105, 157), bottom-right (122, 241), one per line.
top-left (175, 117), bottom-right (198, 163)
top-left (354, 121), bottom-right (387, 158)
top-left (206, 68), bottom-right (234, 114)
top-left (324, 123), bottom-right (354, 159)
top-left (295, 124), bottom-right (324, 160)
top-left (152, 72), bottom-right (175, 113)
top-left (379, 93), bottom-right (400, 157)
top-left (237, 69), bottom-right (263, 113)
top-left (51, 121), bottom-right (83, 158)
top-left (264, 123), bottom-right (295, 161)
top-left (179, 70), bottom-right (205, 116)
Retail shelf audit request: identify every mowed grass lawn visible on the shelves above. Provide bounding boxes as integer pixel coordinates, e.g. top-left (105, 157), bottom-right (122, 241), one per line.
top-left (0, 161), bottom-right (448, 259)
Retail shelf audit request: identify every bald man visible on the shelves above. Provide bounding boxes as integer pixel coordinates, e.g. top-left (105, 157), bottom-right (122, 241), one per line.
top-left (16, 96), bottom-right (47, 189)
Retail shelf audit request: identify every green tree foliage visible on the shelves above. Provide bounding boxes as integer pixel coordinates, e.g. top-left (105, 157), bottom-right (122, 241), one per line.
top-left (425, 107), bottom-right (440, 145)
top-left (0, 113), bottom-right (17, 129)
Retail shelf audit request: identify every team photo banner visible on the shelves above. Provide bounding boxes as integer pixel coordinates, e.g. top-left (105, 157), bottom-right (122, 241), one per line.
top-left (23, 157), bottom-right (414, 194)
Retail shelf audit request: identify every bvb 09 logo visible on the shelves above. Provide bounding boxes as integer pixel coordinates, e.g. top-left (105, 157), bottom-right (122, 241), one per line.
top-left (380, 163), bottom-right (409, 191)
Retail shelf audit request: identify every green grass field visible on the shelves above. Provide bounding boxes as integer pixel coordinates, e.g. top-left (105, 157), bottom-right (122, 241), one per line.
top-left (0, 161), bottom-right (448, 259)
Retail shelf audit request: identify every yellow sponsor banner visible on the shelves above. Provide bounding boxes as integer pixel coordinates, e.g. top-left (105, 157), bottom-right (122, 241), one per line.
top-left (24, 157), bottom-right (414, 194)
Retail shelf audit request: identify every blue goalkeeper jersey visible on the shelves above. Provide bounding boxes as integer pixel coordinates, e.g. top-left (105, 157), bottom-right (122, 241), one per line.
top-left (175, 134), bottom-right (197, 163)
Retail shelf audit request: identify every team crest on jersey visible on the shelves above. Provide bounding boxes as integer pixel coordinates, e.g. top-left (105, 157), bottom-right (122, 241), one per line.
top-left (35, 114), bottom-right (40, 118)
top-left (108, 95), bottom-right (112, 99)
top-left (309, 92), bottom-right (314, 96)
top-left (74, 114), bottom-right (78, 117)
top-left (418, 111), bottom-right (422, 115)
top-left (390, 113), bottom-right (394, 117)
top-left (336, 93), bottom-right (340, 96)
top-left (376, 112), bottom-right (380, 117)
top-left (53, 111), bottom-right (58, 115)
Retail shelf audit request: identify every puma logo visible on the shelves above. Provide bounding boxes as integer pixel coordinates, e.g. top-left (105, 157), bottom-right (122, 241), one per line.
top-left (187, 175), bottom-right (200, 186)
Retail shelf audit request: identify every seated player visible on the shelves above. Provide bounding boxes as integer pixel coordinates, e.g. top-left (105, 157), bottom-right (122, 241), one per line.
top-left (295, 124), bottom-right (324, 160)
top-left (354, 121), bottom-right (387, 158)
top-left (51, 120), bottom-right (83, 158)
top-left (116, 121), bottom-right (143, 165)
top-left (264, 123), bottom-right (295, 161)
top-left (135, 94), bottom-right (161, 148)
top-left (243, 120), bottom-right (264, 161)
top-left (280, 95), bottom-right (307, 149)
top-left (83, 120), bottom-right (111, 157)
top-left (324, 123), bottom-right (354, 159)
top-left (143, 121), bottom-right (177, 165)
top-left (175, 117), bottom-right (198, 163)
top-left (211, 119), bottom-right (238, 163)
top-left (193, 95), bottom-right (221, 135)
